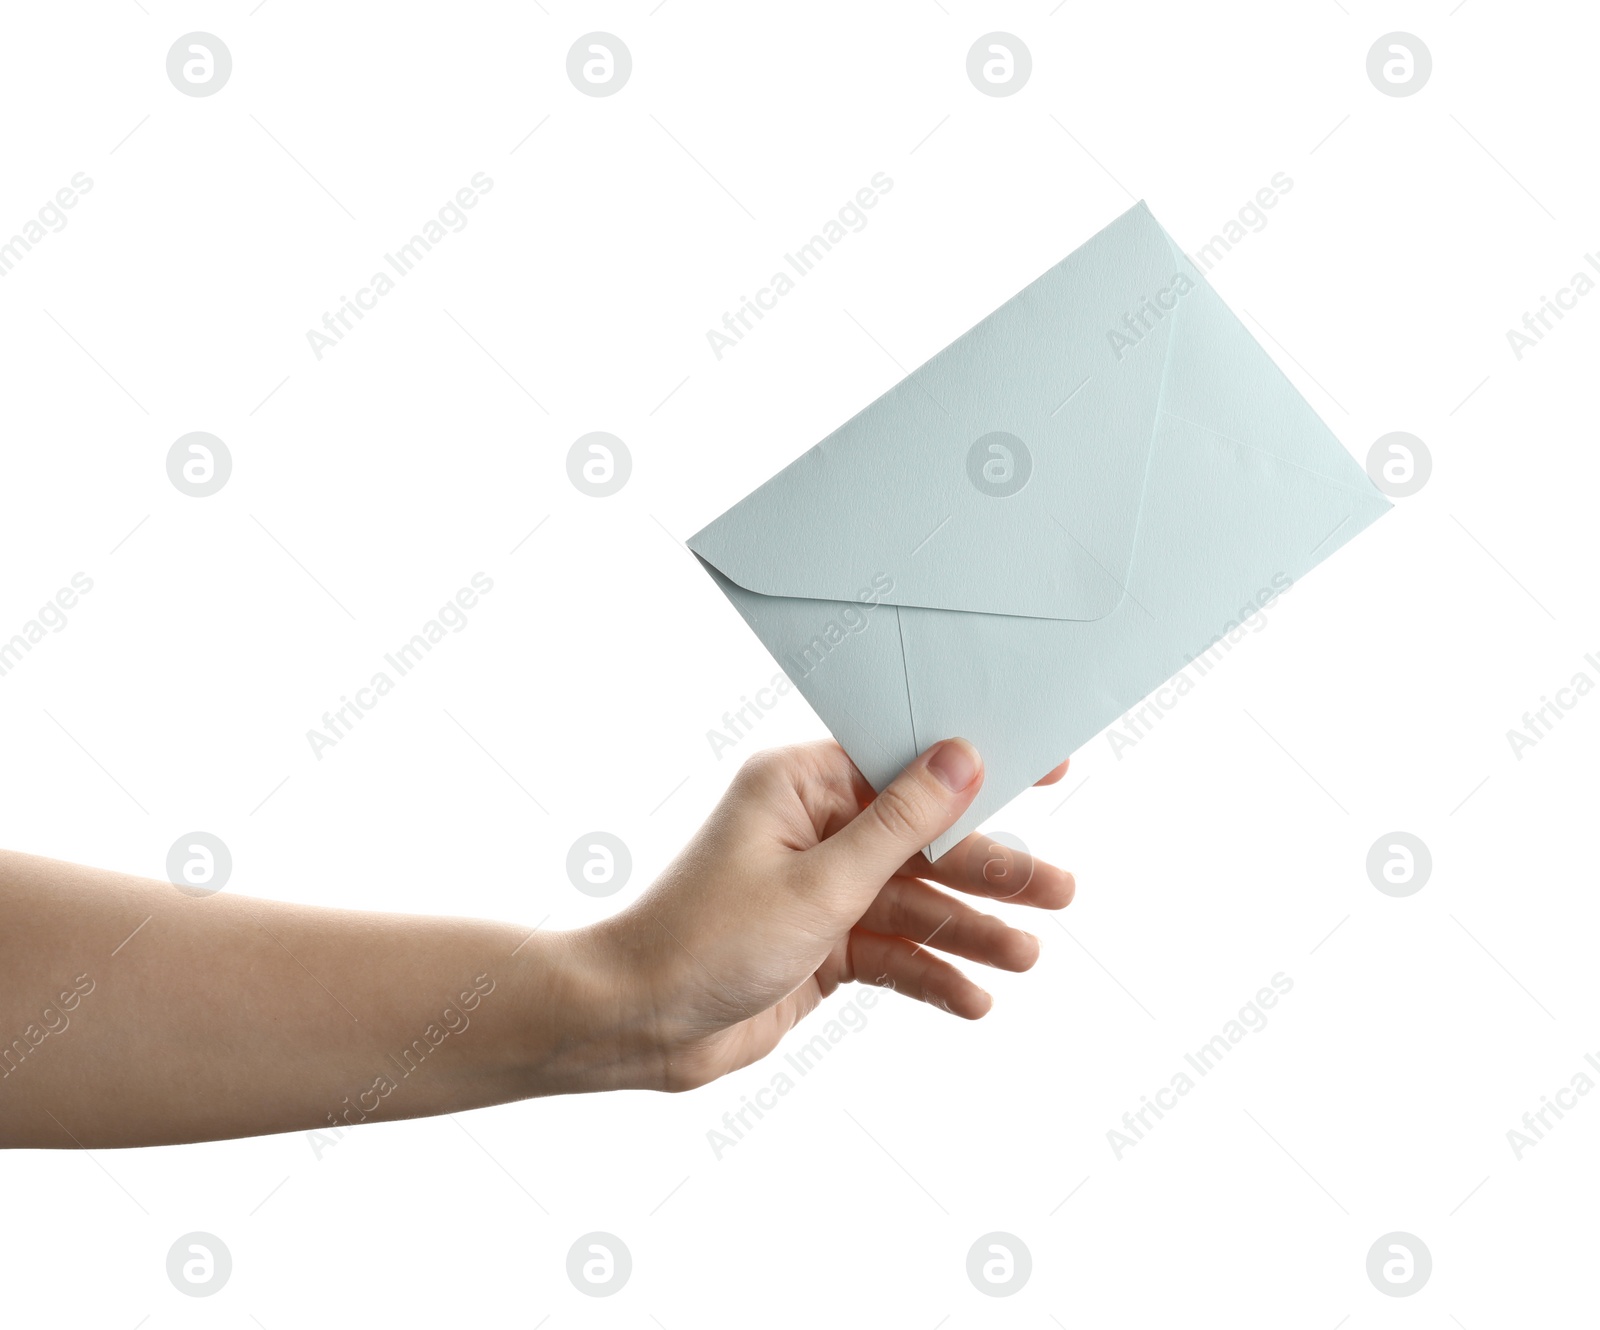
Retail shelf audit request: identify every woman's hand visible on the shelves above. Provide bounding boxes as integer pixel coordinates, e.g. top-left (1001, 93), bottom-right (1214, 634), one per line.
top-left (589, 738), bottom-right (1075, 1093)
top-left (0, 739), bottom-right (1071, 1147)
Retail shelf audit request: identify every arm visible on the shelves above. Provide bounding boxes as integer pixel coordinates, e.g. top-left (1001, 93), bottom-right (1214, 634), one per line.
top-left (1, 738), bottom-right (1073, 1149)
top-left (0, 848), bottom-right (644, 1148)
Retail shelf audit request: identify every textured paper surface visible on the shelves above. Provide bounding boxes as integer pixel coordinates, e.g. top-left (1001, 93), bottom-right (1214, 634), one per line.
top-left (690, 202), bottom-right (1390, 859)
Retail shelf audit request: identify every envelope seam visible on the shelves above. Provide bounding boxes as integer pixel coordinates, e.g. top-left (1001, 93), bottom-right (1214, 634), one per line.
top-left (1099, 241), bottom-right (1187, 624)
top-left (1154, 407), bottom-right (1388, 502)
top-left (893, 604), bottom-right (919, 756)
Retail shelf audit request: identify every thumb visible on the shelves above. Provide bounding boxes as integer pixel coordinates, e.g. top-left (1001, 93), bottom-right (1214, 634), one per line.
top-left (817, 738), bottom-right (984, 893)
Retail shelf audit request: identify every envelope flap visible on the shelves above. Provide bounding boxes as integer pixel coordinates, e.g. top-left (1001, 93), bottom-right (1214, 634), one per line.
top-left (688, 203), bottom-right (1192, 622)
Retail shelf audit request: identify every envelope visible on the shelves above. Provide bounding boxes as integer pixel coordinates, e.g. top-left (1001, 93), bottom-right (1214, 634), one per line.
top-left (688, 201), bottom-right (1390, 860)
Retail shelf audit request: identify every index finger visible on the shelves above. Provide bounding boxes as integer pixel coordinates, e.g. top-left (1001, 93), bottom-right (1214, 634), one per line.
top-left (901, 831), bottom-right (1075, 908)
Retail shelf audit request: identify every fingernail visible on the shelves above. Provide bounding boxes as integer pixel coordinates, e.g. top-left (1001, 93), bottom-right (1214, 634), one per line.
top-left (927, 738), bottom-right (981, 792)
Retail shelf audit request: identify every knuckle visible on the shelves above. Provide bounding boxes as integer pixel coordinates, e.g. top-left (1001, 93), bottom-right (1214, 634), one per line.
top-left (884, 893), bottom-right (916, 938)
top-left (869, 783), bottom-right (926, 844)
top-left (660, 1056), bottom-right (710, 1095)
top-left (736, 747), bottom-right (783, 786)
top-left (656, 1032), bottom-right (729, 1094)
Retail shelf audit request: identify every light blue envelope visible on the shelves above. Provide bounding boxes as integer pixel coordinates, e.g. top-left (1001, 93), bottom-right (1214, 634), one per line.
top-left (688, 201), bottom-right (1390, 860)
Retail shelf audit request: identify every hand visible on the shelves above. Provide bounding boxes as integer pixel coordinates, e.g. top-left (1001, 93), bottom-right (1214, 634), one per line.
top-left (590, 739), bottom-right (1075, 1093)
top-left (0, 740), bottom-right (1071, 1146)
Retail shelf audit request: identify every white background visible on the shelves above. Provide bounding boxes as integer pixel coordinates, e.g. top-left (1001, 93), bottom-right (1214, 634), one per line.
top-left (2, 1), bottom-right (1596, 1324)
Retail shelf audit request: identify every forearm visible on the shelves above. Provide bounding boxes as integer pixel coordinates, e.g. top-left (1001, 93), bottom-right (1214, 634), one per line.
top-left (0, 850), bottom-right (661, 1149)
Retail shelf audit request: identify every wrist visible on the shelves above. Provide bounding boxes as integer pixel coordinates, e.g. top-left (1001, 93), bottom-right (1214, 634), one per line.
top-left (511, 921), bottom-right (671, 1096)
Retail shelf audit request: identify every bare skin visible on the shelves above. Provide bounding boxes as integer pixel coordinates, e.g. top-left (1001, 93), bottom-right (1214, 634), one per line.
top-left (0, 738), bottom-right (1072, 1149)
